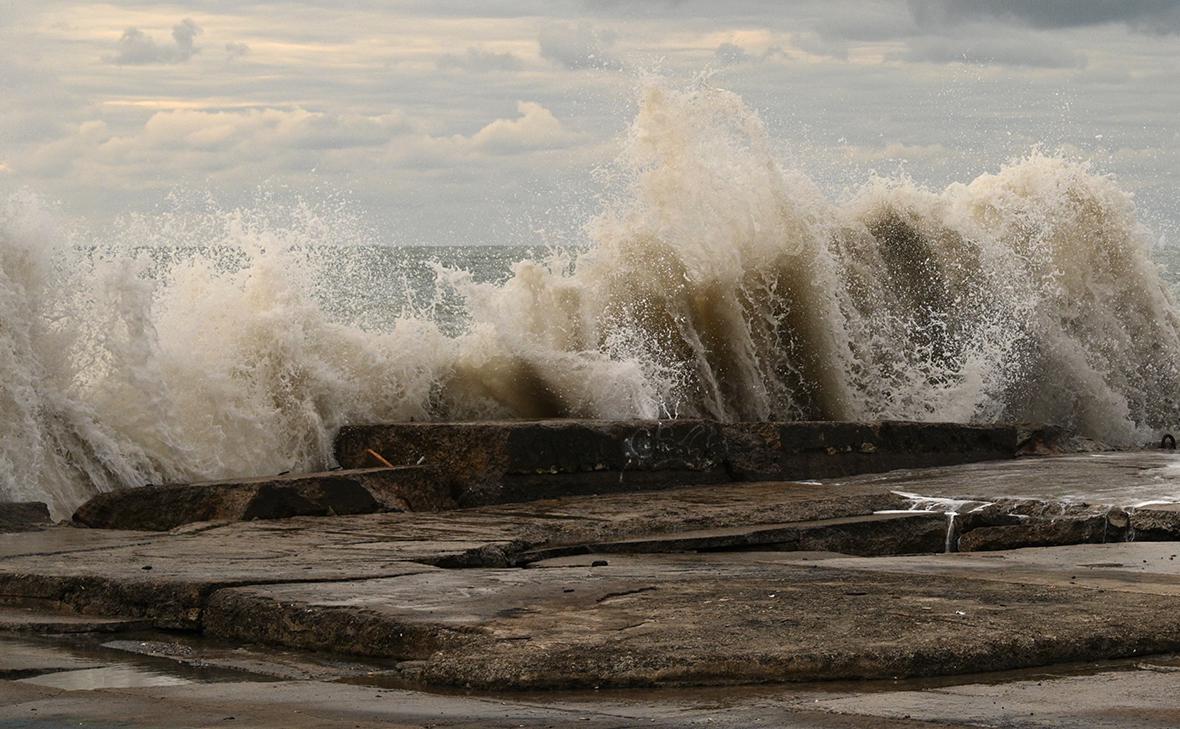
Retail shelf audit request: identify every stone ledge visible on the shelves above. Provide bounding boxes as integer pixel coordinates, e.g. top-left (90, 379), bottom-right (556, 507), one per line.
top-left (336, 420), bottom-right (1045, 505)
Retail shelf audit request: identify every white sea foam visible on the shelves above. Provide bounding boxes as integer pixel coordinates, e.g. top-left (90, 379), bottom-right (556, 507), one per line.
top-left (4, 82), bottom-right (1180, 516)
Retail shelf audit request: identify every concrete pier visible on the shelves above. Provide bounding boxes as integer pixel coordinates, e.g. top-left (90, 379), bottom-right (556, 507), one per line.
top-left (2, 420), bottom-right (1180, 727)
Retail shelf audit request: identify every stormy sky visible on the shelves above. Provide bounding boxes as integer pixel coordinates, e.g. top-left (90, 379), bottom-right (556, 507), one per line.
top-left (1, 1), bottom-right (1178, 246)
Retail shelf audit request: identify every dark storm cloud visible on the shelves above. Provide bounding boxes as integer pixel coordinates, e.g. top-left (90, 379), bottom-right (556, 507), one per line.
top-left (910, 0), bottom-right (1180, 34)
top-left (107, 18), bottom-right (202, 64)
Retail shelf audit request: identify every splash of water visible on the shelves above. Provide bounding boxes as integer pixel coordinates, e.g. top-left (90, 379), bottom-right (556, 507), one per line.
top-left (4, 82), bottom-right (1180, 516)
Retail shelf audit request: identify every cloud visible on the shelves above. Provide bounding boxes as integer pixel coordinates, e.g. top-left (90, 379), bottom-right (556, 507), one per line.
top-left (903, 35), bottom-right (1087, 69)
top-left (225, 41), bottom-right (250, 60)
top-left (468, 101), bottom-right (577, 153)
top-left (538, 22), bottom-right (621, 69)
top-left (909, 0), bottom-right (1180, 34)
top-left (437, 47), bottom-right (522, 72)
top-left (17, 101), bottom-right (580, 185)
top-left (136, 108), bottom-right (413, 151)
top-left (107, 18), bottom-right (203, 65)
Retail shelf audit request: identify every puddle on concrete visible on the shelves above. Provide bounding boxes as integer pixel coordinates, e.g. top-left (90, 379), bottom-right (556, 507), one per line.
top-left (17, 664), bottom-right (192, 690)
top-left (3, 632), bottom-right (280, 690)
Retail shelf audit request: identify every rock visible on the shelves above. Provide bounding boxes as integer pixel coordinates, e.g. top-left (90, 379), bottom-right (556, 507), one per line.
top-left (0, 502), bottom-right (51, 533)
top-left (72, 467), bottom-right (452, 531)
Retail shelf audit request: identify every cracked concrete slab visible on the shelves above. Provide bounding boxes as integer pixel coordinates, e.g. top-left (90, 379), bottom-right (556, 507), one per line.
top-left (205, 553), bottom-right (1180, 689)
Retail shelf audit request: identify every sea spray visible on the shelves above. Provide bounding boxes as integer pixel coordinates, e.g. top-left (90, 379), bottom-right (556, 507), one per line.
top-left (3, 81), bottom-right (1180, 516)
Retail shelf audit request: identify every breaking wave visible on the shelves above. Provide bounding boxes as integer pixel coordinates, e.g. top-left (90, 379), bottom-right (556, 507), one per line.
top-left (4, 83), bottom-right (1180, 516)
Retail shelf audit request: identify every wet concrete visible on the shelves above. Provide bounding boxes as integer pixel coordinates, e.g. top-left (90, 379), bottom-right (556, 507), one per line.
top-left (1, 633), bottom-right (1178, 728)
top-left (844, 451), bottom-right (1180, 506)
top-left (5, 446), bottom-right (1180, 725)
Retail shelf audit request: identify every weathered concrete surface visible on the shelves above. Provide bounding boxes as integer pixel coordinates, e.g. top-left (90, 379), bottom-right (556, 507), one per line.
top-left (818, 664), bottom-right (1180, 729)
top-left (775, 542), bottom-right (1180, 597)
top-left (72, 466), bottom-right (452, 531)
top-left (0, 481), bottom-right (906, 627)
top-left (840, 452), bottom-right (1180, 550)
top-left (8, 591), bottom-right (1178, 728)
top-left (843, 451), bottom-right (1180, 507)
top-left (1131, 503), bottom-right (1180, 540)
top-left (0, 674), bottom-right (997, 728)
top-left (0, 527), bottom-right (441, 628)
top-left (203, 551), bottom-right (1180, 689)
top-left (336, 420), bottom-right (1041, 505)
top-left (522, 512), bottom-right (948, 560)
top-left (5, 452), bottom-right (1180, 694)
top-left (0, 501), bottom-right (51, 533)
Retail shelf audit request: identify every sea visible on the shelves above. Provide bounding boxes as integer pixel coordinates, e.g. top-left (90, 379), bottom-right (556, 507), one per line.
top-left (4, 84), bottom-right (1180, 517)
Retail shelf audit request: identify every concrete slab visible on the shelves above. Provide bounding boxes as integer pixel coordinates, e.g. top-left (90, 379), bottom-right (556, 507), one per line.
top-left (0, 676), bottom-right (987, 728)
top-left (0, 526), bottom-right (161, 560)
top-left (522, 511), bottom-right (948, 560)
top-left (0, 481), bottom-right (912, 625)
top-left (0, 606), bottom-right (147, 633)
top-left (775, 542), bottom-right (1180, 596)
top-left (845, 451), bottom-right (1180, 507)
top-left (204, 554), bottom-right (1180, 689)
top-left (101, 637), bottom-right (397, 681)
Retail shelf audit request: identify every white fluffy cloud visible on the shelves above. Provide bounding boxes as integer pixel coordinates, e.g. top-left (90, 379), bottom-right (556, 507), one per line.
top-left (15, 101), bottom-right (580, 185)
top-left (468, 101), bottom-right (577, 152)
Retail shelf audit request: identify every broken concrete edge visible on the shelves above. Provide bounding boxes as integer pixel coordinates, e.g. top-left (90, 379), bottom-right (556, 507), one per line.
top-left (518, 512), bottom-right (950, 563)
top-left (0, 567), bottom-right (442, 632)
top-left (202, 587), bottom-right (479, 661)
top-left (71, 466), bottom-right (456, 531)
top-left (335, 419), bottom-right (1079, 507)
top-left (11, 499), bottom-right (1180, 637)
top-left (903, 498), bottom-right (1180, 554)
top-left (19, 492), bottom-right (1180, 630)
top-left (0, 503), bottom-right (52, 534)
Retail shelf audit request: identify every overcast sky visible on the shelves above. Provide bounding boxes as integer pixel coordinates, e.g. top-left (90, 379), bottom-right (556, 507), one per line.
top-left (2, 1), bottom-right (1178, 247)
